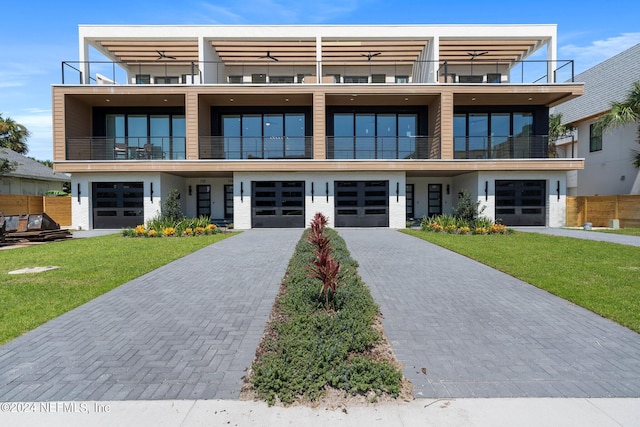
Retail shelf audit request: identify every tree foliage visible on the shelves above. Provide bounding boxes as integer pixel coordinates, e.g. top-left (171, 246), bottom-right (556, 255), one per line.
top-left (0, 113), bottom-right (30, 154)
top-left (595, 81), bottom-right (640, 168)
top-left (548, 113), bottom-right (575, 158)
top-left (161, 188), bottom-right (184, 222)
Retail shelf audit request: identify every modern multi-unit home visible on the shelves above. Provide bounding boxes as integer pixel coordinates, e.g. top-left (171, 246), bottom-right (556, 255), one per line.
top-left (53, 24), bottom-right (584, 230)
top-left (553, 43), bottom-right (640, 197)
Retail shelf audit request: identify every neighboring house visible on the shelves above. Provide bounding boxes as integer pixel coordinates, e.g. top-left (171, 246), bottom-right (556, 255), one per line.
top-left (53, 24), bottom-right (583, 230)
top-left (553, 43), bottom-right (640, 196)
top-left (0, 147), bottom-right (69, 195)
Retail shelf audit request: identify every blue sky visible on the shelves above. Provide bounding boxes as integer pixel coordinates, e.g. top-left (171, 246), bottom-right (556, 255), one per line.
top-left (2, 0), bottom-right (639, 161)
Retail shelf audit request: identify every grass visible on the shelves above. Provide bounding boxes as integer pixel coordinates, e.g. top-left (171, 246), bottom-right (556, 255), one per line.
top-left (593, 228), bottom-right (640, 236)
top-left (0, 232), bottom-right (236, 345)
top-left (250, 228), bottom-right (402, 405)
top-left (402, 229), bottom-right (640, 333)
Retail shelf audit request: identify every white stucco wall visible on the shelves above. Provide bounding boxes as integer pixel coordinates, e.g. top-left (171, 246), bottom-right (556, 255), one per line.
top-left (233, 171), bottom-right (406, 229)
top-left (576, 120), bottom-right (639, 196)
top-left (184, 177), bottom-right (234, 218)
top-left (406, 177), bottom-right (454, 219)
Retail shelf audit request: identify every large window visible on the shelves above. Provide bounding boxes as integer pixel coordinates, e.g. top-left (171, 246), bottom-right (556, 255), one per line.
top-left (104, 112), bottom-right (186, 159)
top-left (220, 113), bottom-right (308, 159)
top-left (331, 112), bottom-right (420, 159)
top-left (590, 123), bottom-right (602, 152)
top-left (454, 111), bottom-right (537, 159)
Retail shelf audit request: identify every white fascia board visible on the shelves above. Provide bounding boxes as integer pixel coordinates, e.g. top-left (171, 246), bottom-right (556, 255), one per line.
top-left (78, 24), bottom-right (557, 41)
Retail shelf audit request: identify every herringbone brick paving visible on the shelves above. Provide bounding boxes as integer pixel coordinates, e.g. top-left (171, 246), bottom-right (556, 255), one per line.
top-left (0, 229), bottom-right (301, 401)
top-left (337, 229), bottom-right (640, 398)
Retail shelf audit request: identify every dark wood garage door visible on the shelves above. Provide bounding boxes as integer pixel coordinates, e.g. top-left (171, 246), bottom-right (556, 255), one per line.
top-left (251, 181), bottom-right (305, 228)
top-left (334, 180), bottom-right (389, 227)
top-left (92, 182), bottom-right (144, 229)
top-left (495, 180), bottom-right (546, 226)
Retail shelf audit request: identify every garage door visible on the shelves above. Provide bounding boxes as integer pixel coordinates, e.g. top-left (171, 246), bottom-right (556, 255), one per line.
top-left (92, 182), bottom-right (144, 229)
top-left (495, 180), bottom-right (546, 226)
top-left (334, 181), bottom-right (389, 227)
top-left (251, 181), bottom-right (305, 228)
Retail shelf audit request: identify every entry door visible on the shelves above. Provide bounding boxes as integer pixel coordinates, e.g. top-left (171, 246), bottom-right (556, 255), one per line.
top-left (197, 185), bottom-right (211, 217)
top-left (251, 181), bottom-right (305, 228)
top-left (92, 182), bottom-right (144, 229)
top-left (495, 180), bottom-right (546, 226)
top-left (224, 185), bottom-right (233, 219)
top-left (406, 184), bottom-right (415, 220)
top-left (428, 184), bottom-right (442, 217)
top-left (334, 181), bottom-right (389, 227)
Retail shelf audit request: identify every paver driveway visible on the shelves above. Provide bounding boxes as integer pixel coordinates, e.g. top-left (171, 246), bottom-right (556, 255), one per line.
top-left (338, 229), bottom-right (640, 398)
top-left (0, 229), bottom-right (301, 401)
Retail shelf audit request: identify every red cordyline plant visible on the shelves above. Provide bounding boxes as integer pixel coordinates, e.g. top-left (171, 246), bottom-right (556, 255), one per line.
top-left (305, 213), bottom-right (341, 311)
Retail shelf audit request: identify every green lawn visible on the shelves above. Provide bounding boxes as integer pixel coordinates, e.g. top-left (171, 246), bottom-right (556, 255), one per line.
top-left (0, 232), bottom-right (236, 345)
top-left (402, 230), bottom-right (640, 333)
top-left (594, 228), bottom-right (640, 237)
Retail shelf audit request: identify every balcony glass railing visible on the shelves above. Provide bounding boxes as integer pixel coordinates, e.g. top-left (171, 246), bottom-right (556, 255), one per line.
top-left (199, 136), bottom-right (313, 160)
top-left (65, 137), bottom-right (185, 160)
top-left (326, 136), bottom-right (438, 160)
top-left (453, 135), bottom-right (550, 159)
top-left (61, 59), bottom-right (575, 85)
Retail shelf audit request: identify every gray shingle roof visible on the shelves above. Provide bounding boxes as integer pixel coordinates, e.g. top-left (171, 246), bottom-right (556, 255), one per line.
top-left (0, 148), bottom-right (69, 182)
top-left (554, 43), bottom-right (640, 124)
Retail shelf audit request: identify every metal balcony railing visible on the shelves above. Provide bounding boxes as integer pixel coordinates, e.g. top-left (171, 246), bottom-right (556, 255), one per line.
top-left (453, 135), bottom-right (551, 159)
top-left (326, 136), bottom-right (438, 160)
top-left (65, 137), bottom-right (185, 160)
top-left (61, 59), bottom-right (575, 85)
top-left (199, 136), bottom-right (313, 160)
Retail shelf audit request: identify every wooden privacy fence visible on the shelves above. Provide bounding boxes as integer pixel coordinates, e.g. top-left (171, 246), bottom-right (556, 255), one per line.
top-left (0, 195), bottom-right (72, 226)
top-left (566, 195), bottom-right (640, 228)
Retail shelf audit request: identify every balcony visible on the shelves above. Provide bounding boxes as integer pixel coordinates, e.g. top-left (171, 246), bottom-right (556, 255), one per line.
top-left (61, 59), bottom-right (575, 86)
top-left (326, 136), bottom-right (437, 160)
top-left (453, 135), bottom-right (550, 159)
top-left (199, 136), bottom-right (313, 160)
top-left (65, 137), bottom-right (185, 161)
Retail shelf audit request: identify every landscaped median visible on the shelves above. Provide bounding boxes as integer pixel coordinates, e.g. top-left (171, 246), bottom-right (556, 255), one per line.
top-left (244, 214), bottom-right (405, 405)
top-left (0, 232), bottom-right (236, 345)
top-left (403, 229), bottom-right (640, 333)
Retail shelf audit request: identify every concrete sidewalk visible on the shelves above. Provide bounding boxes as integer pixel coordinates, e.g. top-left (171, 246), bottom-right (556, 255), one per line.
top-left (1, 398), bottom-right (639, 427)
top-left (513, 226), bottom-right (640, 247)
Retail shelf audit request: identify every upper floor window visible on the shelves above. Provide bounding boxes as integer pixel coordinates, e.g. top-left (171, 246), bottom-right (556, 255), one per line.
top-left (590, 123), bottom-right (602, 152)
top-left (395, 76), bottom-right (409, 84)
top-left (155, 76), bottom-right (179, 84)
top-left (135, 74), bottom-right (150, 84)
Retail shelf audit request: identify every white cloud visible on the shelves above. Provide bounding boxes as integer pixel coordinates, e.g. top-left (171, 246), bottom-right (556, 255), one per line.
top-left (561, 32), bottom-right (640, 73)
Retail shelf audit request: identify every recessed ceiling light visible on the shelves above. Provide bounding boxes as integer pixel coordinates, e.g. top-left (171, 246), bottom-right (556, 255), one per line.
top-left (105, 99), bottom-right (111, 102)
top-left (528, 97), bottom-right (533, 101)
top-left (163, 98), bottom-right (168, 102)
top-left (471, 97), bottom-right (476, 101)
top-left (285, 98), bottom-right (289, 102)
top-left (404, 97), bottom-right (409, 101)
top-left (350, 98), bottom-right (354, 101)
top-left (229, 98), bottom-right (234, 102)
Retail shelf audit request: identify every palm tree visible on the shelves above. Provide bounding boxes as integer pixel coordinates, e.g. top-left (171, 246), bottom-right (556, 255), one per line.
top-left (0, 113), bottom-right (30, 154)
top-left (595, 81), bottom-right (640, 167)
top-left (548, 113), bottom-right (574, 158)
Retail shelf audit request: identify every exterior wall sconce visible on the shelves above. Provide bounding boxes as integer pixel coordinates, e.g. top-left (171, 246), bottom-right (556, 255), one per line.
top-left (446, 184), bottom-right (450, 195)
top-left (240, 182), bottom-right (244, 202)
top-left (326, 182), bottom-right (329, 202)
top-left (396, 182), bottom-right (400, 202)
top-left (77, 183), bottom-right (81, 204)
top-left (557, 180), bottom-right (560, 201)
top-left (311, 182), bottom-right (314, 202)
top-left (150, 182), bottom-right (154, 203)
top-left (188, 185), bottom-right (192, 196)
top-left (484, 181), bottom-right (488, 201)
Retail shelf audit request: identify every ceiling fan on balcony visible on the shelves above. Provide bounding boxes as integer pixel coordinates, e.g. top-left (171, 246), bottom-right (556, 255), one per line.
top-left (260, 51), bottom-right (279, 61)
top-left (156, 50), bottom-right (177, 60)
top-left (467, 50), bottom-right (489, 60)
top-left (361, 51), bottom-right (382, 61)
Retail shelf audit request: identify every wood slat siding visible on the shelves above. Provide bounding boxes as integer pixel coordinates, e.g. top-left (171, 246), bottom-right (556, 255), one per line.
top-left (313, 91), bottom-right (326, 159)
top-left (566, 195), bottom-right (640, 228)
top-left (439, 92), bottom-right (453, 159)
top-left (0, 195), bottom-right (71, 226)
top-left (186, 92), bottom-right (199, 160)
